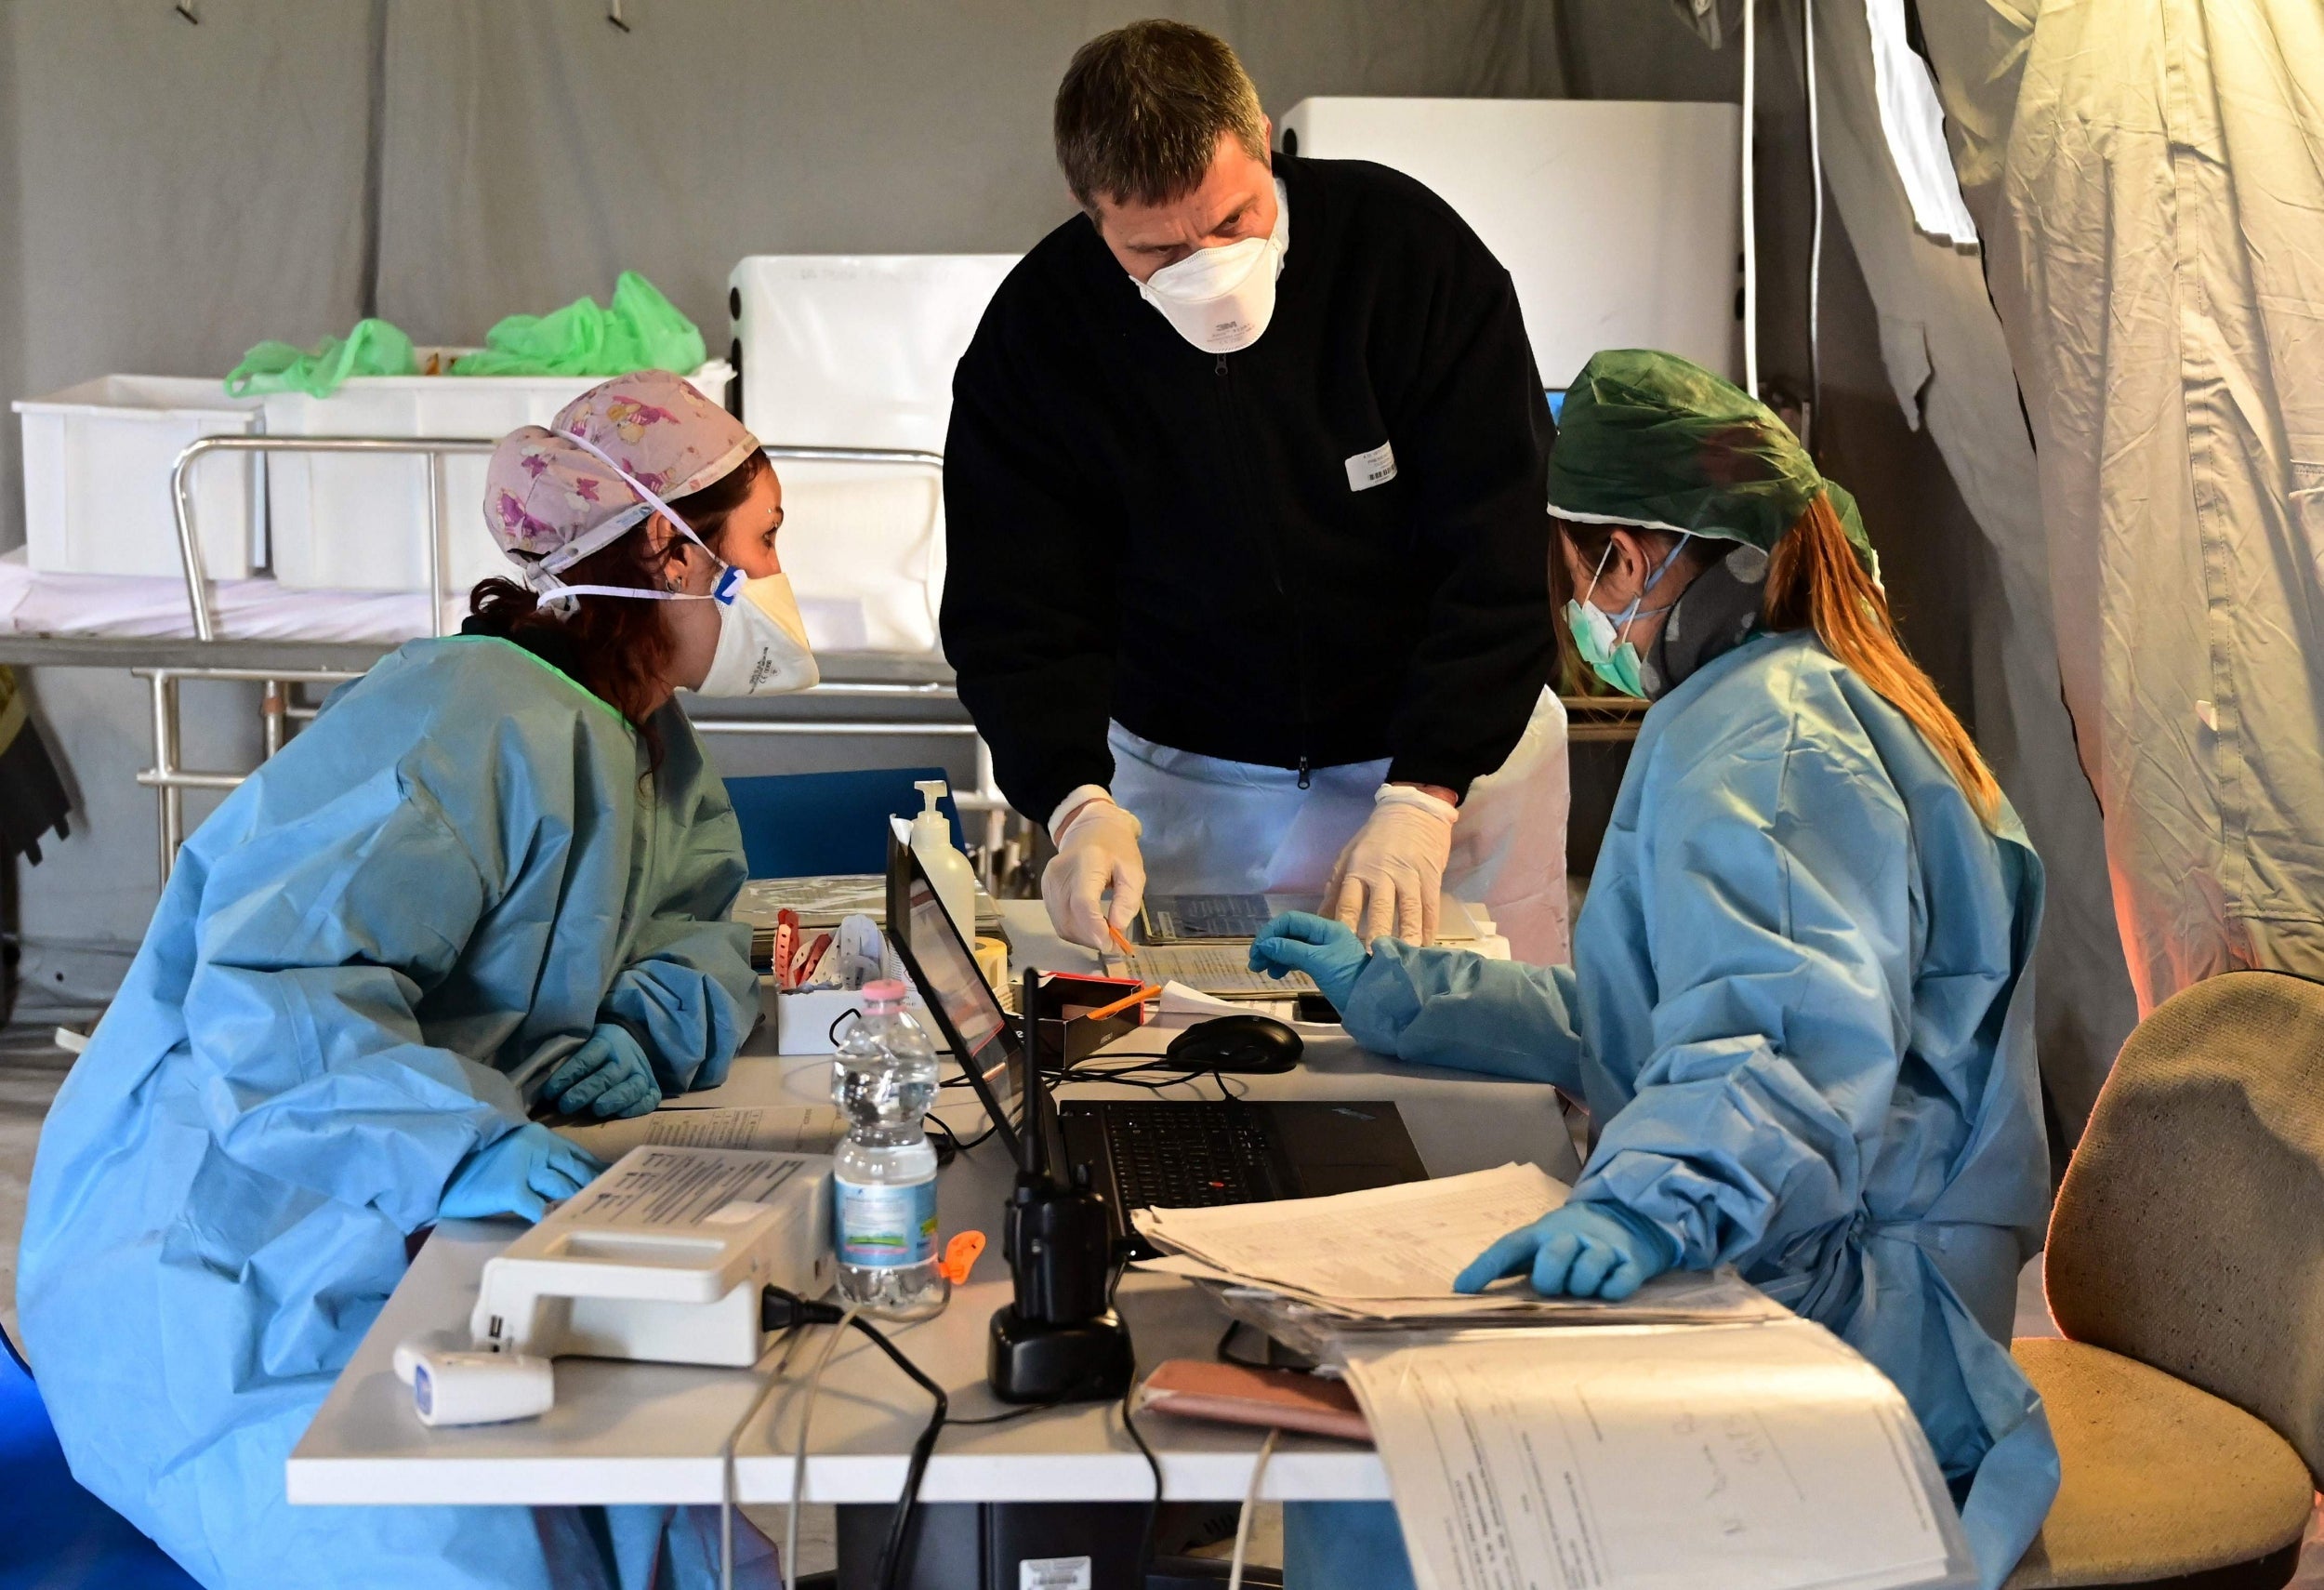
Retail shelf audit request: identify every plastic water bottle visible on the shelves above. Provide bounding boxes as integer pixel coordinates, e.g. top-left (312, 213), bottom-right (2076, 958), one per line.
top-left (830, 979), bottom-right (946, 1319)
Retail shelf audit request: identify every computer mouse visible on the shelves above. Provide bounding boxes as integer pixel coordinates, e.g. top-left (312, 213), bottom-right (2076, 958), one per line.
top-left (1166, 1014), bottom-right (1303, 1074)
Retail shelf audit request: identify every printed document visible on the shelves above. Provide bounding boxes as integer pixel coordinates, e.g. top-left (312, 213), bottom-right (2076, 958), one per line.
top-left (1116, 940), bottom-right (1317, 998)
top-left (1340, 1320), bottom-right (1962, 1590)
top-left (1134, 1162), bottom-right (1565, 1299)
top-left (556, 1105), bottom-right (845, 1162)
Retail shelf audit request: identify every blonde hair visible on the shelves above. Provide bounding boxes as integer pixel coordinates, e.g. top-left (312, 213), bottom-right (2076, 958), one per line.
top-left (1763, 495), bottom-right (2002, 827)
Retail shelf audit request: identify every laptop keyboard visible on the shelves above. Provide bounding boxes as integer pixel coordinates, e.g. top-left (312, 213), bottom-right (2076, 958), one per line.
top-left (1099, 1102), bottom-right (1283, 1211)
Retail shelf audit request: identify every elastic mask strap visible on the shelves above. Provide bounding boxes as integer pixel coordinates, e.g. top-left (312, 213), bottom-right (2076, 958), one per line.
top-left (537, 430), bottom-right (741, 607)
top-left (1614, 535), bottom-right (1694, 631)
top-left (547, 565), bottom-right (743, 605)
top-left (1578, 541), bottom-right (1618, 608)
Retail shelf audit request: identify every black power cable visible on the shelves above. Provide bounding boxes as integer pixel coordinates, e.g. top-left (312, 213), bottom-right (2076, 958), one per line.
top-left (762, 1289), bottom-right (947, 1590)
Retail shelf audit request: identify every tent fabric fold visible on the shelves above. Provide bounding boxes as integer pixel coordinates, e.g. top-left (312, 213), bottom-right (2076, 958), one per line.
top-left (1920, 0), bottom-right (2324, 1012)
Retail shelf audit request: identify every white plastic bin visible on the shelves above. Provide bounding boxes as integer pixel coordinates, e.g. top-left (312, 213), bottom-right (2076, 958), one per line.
top-left (263, 359), bottom-right (734, 595)
top-left (728, 256), bottom-right (1016, 656)
top-left (14, 376), bottom-right (265, 579)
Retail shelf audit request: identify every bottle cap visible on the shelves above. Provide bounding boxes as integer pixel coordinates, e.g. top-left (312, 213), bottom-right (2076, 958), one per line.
top-left (862, 977), bottom-right (908, 1010)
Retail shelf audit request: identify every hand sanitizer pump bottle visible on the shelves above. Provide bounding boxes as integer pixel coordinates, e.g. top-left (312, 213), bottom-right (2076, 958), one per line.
top-left (910, 779), bottom-right (977, 942)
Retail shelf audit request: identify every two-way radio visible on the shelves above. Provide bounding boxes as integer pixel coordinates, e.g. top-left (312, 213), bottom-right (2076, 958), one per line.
top-left (986, 968), bottom-right (1133, 1403)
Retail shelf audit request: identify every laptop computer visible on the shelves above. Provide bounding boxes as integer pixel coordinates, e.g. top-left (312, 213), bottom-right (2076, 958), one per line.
top-left (884, 834), bottom-right (1430, 1254)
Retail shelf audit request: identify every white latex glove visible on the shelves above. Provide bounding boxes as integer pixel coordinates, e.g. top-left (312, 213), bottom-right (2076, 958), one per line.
top-left (1041, 790), bottom-right (1146, 951)
top-left (1324, 785), bottom-right (1459, 945)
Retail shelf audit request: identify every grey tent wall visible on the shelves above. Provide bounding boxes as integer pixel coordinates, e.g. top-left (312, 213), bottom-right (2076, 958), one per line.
top-left (7, 0), bottom-right (2128, 1145)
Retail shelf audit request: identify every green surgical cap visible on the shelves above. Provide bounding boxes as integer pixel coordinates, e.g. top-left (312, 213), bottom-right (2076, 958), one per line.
top-left (1548, 349), bottom-right (1876, 571)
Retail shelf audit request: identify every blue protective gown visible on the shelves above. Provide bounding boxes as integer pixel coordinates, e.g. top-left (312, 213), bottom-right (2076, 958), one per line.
top-left (16, 636), bottom-right (768, 1590)
top-left (1296, 631), bottom-right (2059, 1590)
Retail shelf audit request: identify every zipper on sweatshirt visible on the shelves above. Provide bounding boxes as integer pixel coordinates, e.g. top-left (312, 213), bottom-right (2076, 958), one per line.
top-left (1212, 353), bottom-right (1314, 787)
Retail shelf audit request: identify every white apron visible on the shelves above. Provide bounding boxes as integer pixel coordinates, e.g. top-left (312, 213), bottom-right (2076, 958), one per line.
top-left (1108, 690), bottom-right (1570, 961)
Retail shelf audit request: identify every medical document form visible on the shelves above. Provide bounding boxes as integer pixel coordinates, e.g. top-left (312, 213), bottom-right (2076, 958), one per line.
top-left (1340, 1319), bottom-right (1970, 1590)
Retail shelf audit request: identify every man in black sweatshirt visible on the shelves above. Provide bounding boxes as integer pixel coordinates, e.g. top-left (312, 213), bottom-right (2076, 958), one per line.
top-left (942, 20), bottom-right (1556, 952)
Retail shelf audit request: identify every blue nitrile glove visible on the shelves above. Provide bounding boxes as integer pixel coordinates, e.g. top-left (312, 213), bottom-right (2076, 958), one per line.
top-left (546, 1022), bottom-right (662, 1119)
top-left (441, 1125), bottom-right (607, 1222)
top-left (1248, 911), bottom-right (1372, 1012)
top-left (1453, 1200), bottom-right (1678, 1302)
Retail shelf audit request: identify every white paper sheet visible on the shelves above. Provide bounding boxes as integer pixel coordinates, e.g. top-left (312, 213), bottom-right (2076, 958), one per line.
top-left (1134, 1162), bottom-right (1565, 1300)
top-left (553, 1105), bottom-right (845, 1162)
top-left (1116, 941), bottom-right (1317, 998)
top-left (1342, 1320), bottom-right (1960, 1590)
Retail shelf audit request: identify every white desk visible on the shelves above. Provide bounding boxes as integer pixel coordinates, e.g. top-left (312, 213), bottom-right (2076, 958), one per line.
top-left (287, 908), bottom-right (1580, 1510)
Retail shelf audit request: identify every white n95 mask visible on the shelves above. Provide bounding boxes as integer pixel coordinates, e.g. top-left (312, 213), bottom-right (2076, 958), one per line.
top-left (695, 567), bottom-right (819, 697)
top-left (1135, 188), bottom-right (1289, 354)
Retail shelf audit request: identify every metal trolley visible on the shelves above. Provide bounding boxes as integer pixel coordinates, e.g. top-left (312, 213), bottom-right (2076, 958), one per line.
top-left (139, 434), bottom-right (1010, 880)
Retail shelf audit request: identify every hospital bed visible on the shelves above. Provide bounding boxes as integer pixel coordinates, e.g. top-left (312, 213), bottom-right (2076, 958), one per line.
top-left (0, 432), bottom-right (1007, 882)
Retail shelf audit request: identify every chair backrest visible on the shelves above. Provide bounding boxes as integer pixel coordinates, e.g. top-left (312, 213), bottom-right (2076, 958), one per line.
top-left (721, 766), bottom-right (961, 880)
top-left (2045, 969), bottom-right (2324, 1480)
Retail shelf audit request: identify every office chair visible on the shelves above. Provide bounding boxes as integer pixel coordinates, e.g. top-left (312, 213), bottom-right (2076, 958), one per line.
top-left (723, 766), bottom-right (963, 879)
top-left (2004, 971), bottom-right (2324, 1588)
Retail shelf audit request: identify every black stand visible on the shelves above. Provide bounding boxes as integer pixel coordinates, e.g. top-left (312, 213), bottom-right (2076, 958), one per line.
top-left (988, 1306), bottom-right (1135, 1403)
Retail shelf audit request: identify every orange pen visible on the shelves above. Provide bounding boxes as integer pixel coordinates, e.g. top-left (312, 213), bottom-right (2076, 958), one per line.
top-left (1081, 984), bottom-right (1162, 1024)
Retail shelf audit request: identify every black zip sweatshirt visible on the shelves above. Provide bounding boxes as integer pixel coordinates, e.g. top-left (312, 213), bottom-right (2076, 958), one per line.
top-left (940, 152), bottom-right (1553, 825)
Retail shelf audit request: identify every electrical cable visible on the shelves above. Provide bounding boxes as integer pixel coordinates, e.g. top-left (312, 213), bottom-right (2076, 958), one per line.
top-left (1216, 1318), bottom-right (1270, 1371)
top-left (851, 1317), bottom-right (948, 1590)
top-left (721, 1316), bottom-right (812, 1590)
top-left (1741, 0), bottom-right (1761, 398)
top-left (784, 1306), bottom-right (859, 1590)
top-left (1804, 0), bottom-right (1825, 444)
top-left (1228, 1429), bottom-right (1280, 1590)
top-left (948, 1399), bottom-right (1071, 1426)
top-left (761, 1289), bottom-right (948, 1590)
top-left (1108, 1264), bottom-right (1165, 1579)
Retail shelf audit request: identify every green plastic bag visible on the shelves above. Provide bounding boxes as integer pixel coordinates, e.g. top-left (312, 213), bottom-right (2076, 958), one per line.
top-left (449, 271), bottom-right (706, 379)
top-left (224, 318), bottom-right (419, 399)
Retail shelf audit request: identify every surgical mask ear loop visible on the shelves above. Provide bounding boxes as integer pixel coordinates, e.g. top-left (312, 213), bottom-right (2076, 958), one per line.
top-left (1609, 534), bottom-right (1694, 640)
top-left (1578, 539), bottom-right (1618, 608)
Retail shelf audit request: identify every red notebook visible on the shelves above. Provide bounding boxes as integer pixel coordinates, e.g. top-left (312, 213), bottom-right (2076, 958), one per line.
top-left (1133, 1359), bottom-right (1373, 1444)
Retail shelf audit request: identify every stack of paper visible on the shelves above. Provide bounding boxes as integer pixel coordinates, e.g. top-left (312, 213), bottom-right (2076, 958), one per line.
top-left (1132, 1163), bottom-right (1781, 1325)
top-left (1340, 1319), bottom-right (1969, 1590)
top-left (730, 873), bottom-right (1001, 962)
top-left (1110, 939), bottom-right (1317, 1000)
top-left (552, 1105), bottom-right (847, 1163)
top-left (1139, 893), bottom-right (1493, 945)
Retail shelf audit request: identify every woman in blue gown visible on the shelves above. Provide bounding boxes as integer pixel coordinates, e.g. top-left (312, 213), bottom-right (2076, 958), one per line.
top-left (1254, 351), bottom-right (2060, 1590)
top-left (17, 371), bottom-right (820, 1588)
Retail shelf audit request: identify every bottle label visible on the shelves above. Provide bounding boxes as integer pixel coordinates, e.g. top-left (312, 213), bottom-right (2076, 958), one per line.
top-left (835, 1176), bottom-right (938, 1269)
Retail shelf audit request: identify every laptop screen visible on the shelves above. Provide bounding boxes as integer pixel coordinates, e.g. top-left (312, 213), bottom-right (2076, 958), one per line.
top-left (885, 830), bottom-right (1020, 1149)
top-left (902, 870), bottom-right (1006, 1054)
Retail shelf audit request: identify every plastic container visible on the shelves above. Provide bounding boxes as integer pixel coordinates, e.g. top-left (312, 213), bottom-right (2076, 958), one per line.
top-left (761, 978), bottom-right (928, 1057)
top-left (14, 376), bottom-right (265, 579)
top-left (829, 980), bottom-right (946, 1320)
top-left (262, 357), bottom-right (733, 595)
top-left (909, 779), bottom-right (977, 944)
top-left (727, 256), bottom-right (1018, 656)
